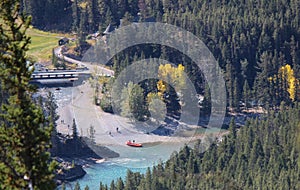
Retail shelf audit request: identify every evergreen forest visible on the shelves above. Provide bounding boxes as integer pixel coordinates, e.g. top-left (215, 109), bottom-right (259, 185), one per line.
top-left (93, 105), bottom-right (300, 190)
top-left (0, 0), bottom-right (300, 189)
top-left (23, 0), bottom-right (300, 110)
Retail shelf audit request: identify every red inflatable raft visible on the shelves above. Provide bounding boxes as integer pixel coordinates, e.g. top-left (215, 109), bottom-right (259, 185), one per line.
top-left (126, 140), bottom-right (143, 147)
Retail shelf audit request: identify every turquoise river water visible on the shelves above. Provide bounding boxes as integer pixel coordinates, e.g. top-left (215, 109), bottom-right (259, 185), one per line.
top-left (59, 142), bottom-right (186, 189)
top-left (46, 87), bottom-right (221, 189)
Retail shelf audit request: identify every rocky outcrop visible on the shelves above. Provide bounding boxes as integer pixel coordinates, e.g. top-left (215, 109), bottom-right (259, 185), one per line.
top-left (55, 164), bottom-right (86, 185)
top-left (51, 134), bottom-right (119, 184)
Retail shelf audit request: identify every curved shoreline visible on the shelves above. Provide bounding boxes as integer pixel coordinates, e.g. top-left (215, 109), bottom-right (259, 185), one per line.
top-left (56, 80), bottom-right (209, 153)
top-left (53, 78), bottom-right (224, 186)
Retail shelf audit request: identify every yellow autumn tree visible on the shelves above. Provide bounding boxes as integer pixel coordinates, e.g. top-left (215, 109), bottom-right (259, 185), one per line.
top-left (157, 79), bottom-right (167, 97)
top-left (174, 64), bottom-right (185, 90)
top-left (157, 63), bottom-right (185, 98)
top-left (278, 64), bottom-right (298, 101)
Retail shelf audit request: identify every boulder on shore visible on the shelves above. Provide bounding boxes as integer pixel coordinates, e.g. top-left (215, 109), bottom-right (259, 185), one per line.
top-left (55, 164), bottom-right (86, 185)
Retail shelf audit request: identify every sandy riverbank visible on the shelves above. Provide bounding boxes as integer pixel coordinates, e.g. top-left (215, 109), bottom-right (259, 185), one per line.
top-left (55, 79), bottom-right (225, 164)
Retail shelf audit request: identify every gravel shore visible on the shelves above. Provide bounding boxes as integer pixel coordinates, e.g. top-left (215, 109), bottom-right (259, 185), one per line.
top-left (55, 80), bottom-right (209, 166)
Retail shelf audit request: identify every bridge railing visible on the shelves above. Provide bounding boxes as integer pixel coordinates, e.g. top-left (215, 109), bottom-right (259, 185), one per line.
top-left (31, 72), bottom-right (79, 80)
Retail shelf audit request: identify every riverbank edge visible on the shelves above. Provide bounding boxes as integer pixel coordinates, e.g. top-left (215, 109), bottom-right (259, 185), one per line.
top-left (52, 135), bottom-right (120, 185)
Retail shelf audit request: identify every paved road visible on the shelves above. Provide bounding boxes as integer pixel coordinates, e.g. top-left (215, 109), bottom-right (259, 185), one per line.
top-left (54, 46), bottom-right (114, 77)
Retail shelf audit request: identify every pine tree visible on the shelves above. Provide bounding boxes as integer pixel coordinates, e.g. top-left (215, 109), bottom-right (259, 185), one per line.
top-left (225, 63), bottom-right (234, 109)
top-left (74, 182), bottom-right (81, 190)
top-left (255, 52), bottom-right (274, 105)
top-left (229, 118), bottom-right (237, 139)
top-left (129, 84), bottom-right (147, 121)
top-left (120, 82), bottom-right (134, 119)
top-left (45, 91), bottom-right (59, 156)
top-left (45, 91), bottom-right (59, 127)
top-left (52, 48), bottom-right (58, 66)
top-left (110, 180), bottom-right (116, 190)
top-left (72, 118), bottom-right (78, 139)
top-left (116, 177), bottom-right (125, 190)
top-left (243, 80), bottom-right (251, 109)
top-left (0, 0), bottom-right (55, 188)
top-left (104, 7), bottom-right (114, 26)
top-left (77, 9), bottom-right (88, 55)
top-left (124, 170), bottom-right (136, 190)
top-left (61, 183), bottom-right (66, 190)
top-left (144, 167), bottom-right (152, 190)
top-left (99, 182), bottom-right (108, 190)
top-left (233, 77), bottom-right (241, 111)
top-left (72, 0), bottom-right (79, 31)
top-left (202, 83), bottom-right (211, 116)
top-left (86, 0), bottom-right (99, 32)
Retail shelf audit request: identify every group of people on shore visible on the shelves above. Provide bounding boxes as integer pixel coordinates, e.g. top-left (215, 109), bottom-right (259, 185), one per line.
top-left (108, 127), bottom-right (120, 136)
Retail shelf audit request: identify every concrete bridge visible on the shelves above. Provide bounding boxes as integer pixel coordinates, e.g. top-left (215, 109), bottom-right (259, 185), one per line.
top-left (31, 71), bottom-right (80, 80)
top-left (31, 46), bottom-right (115, 87)
top-left (30, 68), bottom-right (112, 87)
top-left (30, 70), bottom-right (90, 87)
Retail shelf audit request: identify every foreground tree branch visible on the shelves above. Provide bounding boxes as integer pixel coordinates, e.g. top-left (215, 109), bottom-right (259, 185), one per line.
top-left (0, 0), bottom-right (56, 189)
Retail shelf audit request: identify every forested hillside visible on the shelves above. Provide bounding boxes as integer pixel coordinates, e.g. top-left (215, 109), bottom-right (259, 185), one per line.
top-left (23, 0), bottom-right (300, 111)
top-left (17, 0), bottom-right (300, 189)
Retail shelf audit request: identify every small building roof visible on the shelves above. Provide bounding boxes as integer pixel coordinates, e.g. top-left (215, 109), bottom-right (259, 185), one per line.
top-left (58, 37), bottom-right (69, 46)
top-left (59, 37), bottom-right (69, 42)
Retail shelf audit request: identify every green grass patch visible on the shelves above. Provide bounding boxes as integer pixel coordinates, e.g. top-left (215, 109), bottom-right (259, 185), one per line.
top-left (0, 19), bottom-right (71, 62)
top-left (27, 27), bottom-right (71, 62)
